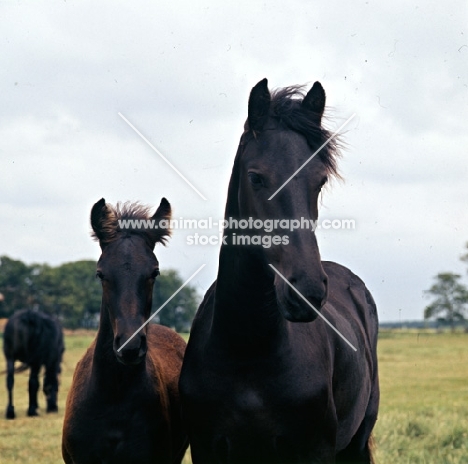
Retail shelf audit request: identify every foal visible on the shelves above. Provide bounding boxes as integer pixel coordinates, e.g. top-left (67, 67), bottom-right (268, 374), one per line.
top-left (62, 198), bottom-right (188, 464)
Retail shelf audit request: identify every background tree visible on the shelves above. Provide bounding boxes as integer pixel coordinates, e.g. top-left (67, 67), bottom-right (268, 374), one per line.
top-left (461, 242), bottom-right (468, 271)
top-left (152, 269), bottom-right (200, 332)
top-left (424, 272), bottom-right (468, 332)
top-left (33, 260), bottom-right (102, 329)
top-left (0, 256), bottom-right (35, 317)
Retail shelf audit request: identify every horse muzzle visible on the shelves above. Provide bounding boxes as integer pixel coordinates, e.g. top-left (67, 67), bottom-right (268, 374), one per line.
top-left (113, 333), bottom-right (147, 365)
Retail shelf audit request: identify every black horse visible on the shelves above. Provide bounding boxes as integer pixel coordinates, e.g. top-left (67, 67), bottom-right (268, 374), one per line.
top-left (180, 79), bottom-right (379, 463)
top-left (3, 308), bottom-right (65, 419)
top-left (62, 198), bottom-right (188, 464)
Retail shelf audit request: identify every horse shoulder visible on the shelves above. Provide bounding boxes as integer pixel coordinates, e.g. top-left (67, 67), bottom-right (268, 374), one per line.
top-left (321, 261), bottom-right (379, 450)
top-left (62, 342), bottom-right (95, 460)
top-left (146, 325), bottom-right (189, 459)
top-left (322, 261), bottom-right (377, 325)
top-left (321, 261), bottom-right (378, 373)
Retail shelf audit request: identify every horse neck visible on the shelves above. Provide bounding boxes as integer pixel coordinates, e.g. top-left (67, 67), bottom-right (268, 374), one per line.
top-left (209, 144), bottom-right (289, 350)
top-left (211, 237), bottom-right (288, 350)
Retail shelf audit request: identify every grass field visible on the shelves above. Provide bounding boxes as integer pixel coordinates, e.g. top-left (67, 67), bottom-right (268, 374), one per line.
top-left (0, 330), bottom-right (467, 463)
top-left (374, 331), bottom-right (468, 463)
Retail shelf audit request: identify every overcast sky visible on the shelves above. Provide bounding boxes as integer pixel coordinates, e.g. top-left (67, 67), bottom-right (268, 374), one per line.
top-left (1, 1), bottom-right (467, 322)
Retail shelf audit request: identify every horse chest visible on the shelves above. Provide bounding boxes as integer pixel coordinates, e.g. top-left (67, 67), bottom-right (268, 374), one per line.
top-left (182, 347), bottom-right (336, 462)
top-left (68, 409), bottom-right (168, 464)
top-left (187, 380), bottom-right (334, 463)
top-left (97, 420), bottom-right (156, 462)
top-left (67, 387), bottom-right (169, 463)
top-left (187, 355), bottom-right (329, 427)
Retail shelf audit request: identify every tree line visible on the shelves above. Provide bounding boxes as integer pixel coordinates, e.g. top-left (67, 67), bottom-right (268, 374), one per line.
top-left (0, 255), bottom-right (200, 331)
top-left (3, 244), bottom-right (467, 332)
top-left (424, 243), bottom-right (468, 331)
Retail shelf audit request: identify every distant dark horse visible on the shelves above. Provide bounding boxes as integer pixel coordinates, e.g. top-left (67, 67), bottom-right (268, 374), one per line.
top-left (62, 198), bottom-right (188, 464)
top-left (3, 308), bottom-right (64, 419)
top-left (180, 79), bottom-right (379, 463)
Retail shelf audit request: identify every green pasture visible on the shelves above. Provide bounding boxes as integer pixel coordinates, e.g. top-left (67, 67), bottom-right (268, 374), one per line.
top-left (374, 331), bottom-right (468, 463)
top-left (0, 330), bottom-right (467, 463)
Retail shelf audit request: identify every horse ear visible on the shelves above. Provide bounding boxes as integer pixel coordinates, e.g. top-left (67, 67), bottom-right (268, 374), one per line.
top-left (248, 78), bottom-right (271, 133)
top-left (302, 81), bottom-right (326, 123)
top-left (150, 197), bottom-right (172, 247)
top-left (91, 198), bottom-right (116, 246)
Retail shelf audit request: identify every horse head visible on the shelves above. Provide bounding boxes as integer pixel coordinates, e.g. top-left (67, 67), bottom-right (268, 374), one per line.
top-left (91, 198), bottom-right (171, 365)
top-left (232, 78), bottom-right (341, 322)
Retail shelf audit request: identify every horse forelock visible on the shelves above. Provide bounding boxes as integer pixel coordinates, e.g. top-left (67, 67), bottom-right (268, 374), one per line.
top-left (114, 201), bottom-right (153, 222)
top-left (92, 201), bottom-right (155, 245)
top-left (269, 85), bottom-right (342, 181)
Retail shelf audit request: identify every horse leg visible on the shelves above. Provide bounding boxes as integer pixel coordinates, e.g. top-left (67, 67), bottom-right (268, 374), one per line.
top-left (336, 395), bottom-right (379, 463)
top-left (43, 364), bottom-right (59, 413)
top-left (27, 364), bottom-right (41, 417)
top-left (335, 423), bottom-right (373, 464)
top-left (5, 359), bottom-right (15, 419)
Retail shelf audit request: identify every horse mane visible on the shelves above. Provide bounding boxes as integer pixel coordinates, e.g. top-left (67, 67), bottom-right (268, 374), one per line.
top-left (91, 201), bottom-right (170, 246)
top-left (270, 85), bottom-right (342, 180)
top-left (113, 201), bottom-right (154, 222)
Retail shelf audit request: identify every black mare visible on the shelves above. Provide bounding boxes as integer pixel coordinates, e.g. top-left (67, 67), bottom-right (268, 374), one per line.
top-left (180, 79), bottom-right (379, 463)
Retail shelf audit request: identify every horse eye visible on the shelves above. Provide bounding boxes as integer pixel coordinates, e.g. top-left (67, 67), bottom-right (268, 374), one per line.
top-left (248, 172), bottom-right (264, 188)
top-left (96, 271), bottom-right (104, 280)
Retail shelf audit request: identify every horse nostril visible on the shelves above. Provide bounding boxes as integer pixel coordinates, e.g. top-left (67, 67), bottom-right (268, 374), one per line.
top-left (321, 276), bottom-right (329, 305)
top-left (285, 284), bottom-right (297, 302)
top-left (323, 276), bottom-right (328, 290)
top-left (139, 335), bottom-right (147, 355)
